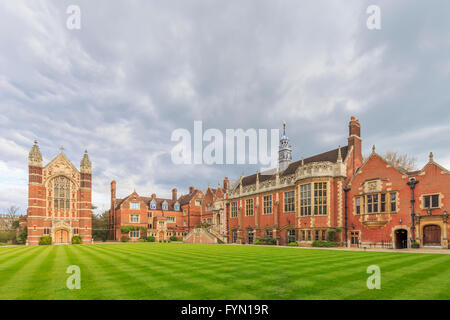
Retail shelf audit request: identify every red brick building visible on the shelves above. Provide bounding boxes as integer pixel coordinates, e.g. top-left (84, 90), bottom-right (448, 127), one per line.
top-left (26, 142), bottom-right (92, 245)
top-left (226, 119), bottom-right (363, 245)
top-left (346, 149), bottom-right (450, 249)
top-left (109, 182), bottom-right (205, 241)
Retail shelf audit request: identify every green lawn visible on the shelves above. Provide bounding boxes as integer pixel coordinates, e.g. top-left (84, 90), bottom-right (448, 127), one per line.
top-left (0, 243), bottom-right (449, 300)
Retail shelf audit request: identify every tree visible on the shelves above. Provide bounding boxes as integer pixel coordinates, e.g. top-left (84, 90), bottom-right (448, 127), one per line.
top-left (383, 151), bottom-right (417, 171)
top-left (7, 206), bottom-right (20, 216)
top-left (92, 210), bottom-right (109, 241)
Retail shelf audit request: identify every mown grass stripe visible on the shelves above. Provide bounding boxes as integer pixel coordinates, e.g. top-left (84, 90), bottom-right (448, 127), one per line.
top-left (0, 243), bottom-right (448, 300)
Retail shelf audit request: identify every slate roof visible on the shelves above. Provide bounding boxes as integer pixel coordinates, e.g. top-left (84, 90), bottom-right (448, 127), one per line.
top-left (237, 145), bottom-right (349, 187)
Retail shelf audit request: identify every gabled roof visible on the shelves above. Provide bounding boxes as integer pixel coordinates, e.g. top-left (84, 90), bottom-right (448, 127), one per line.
top-left (44, 152), bottom-right (80, 174)
top-left (179, 189), bottom-right (202, 205)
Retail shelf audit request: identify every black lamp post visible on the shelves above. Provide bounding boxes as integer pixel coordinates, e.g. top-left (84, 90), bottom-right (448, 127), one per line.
top-left (407, 178), bottom-right (419, 243)
top-left (344, 187), bottom-right (351, 247)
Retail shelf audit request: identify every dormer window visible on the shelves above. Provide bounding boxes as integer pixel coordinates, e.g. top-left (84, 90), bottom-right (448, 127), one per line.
top-left (130, 202), bottom-right (140, 210)
top-left (174, 202), bottom-right (180, 211)
top-left (150, 200), bottom-right (156, 210)
top-left (162, 201), bottom-right (168, 211)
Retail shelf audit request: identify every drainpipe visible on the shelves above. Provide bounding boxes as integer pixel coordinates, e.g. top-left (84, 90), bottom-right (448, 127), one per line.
top-left (226, 202), bottom-right (230, 243)
top-left (344, 187), bottom-right (351, 247)
top-left (188, 206), bottom-right (191, 233)
top-left (407, 178), bottom-right (419, 243)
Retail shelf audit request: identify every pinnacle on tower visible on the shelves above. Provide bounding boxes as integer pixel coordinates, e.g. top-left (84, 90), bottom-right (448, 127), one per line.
top-left (80, 150), bottom-right (92, 173)
top-left (29, 140), bottom-right (43, 167)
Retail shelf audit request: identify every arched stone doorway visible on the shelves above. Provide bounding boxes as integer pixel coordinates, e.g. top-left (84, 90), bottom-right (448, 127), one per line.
top-left (423, 225), bottom-right (441, 247)
top-left (55, 229), bottom-right (69, 244)
top-left (395, 229), bottom-right (408, 249)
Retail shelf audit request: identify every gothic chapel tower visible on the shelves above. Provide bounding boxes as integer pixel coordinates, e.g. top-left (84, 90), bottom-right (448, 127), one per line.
top-left (27, 141), bottom-right (92, 245)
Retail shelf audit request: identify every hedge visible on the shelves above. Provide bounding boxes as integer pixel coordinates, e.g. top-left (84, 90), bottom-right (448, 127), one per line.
top-left (312, 240), bottom-right (337, 247)
top-left (254, 237), bottom-right (277, 245)
top-left (39, 236), bottom-right (52, 245)
top-left (120, 226), bottom-right (146, 233)
top-left (288, 241), bottom-right (298, 247)
top-left (147, 236), bottom-right (155, 242)
top-left (72, 235), bottom-right (82, 244)
top-left (121, 236), bottom-right (129, 242)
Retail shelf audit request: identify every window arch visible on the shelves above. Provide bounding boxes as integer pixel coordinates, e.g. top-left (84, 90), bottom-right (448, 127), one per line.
top-left (54, 176), bottom-right (71, 210)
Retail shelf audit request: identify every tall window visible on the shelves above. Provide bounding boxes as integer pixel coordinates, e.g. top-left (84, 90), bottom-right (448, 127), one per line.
top-left (390, 193), bottom-right (397, 212)
top-left (130, 214), bottom-right (139, 223)
top-left (265, 230), bottom-right (273, 238)
top-left (287, 230), bottom-right (296, 243)
top-left (314, 230), bottom-right (320, 241)
top-left (380, 194), bottom-right (386, 212)
top-left (54, 176), bottom-right (70, 211)
top-left (314, 182), bottom-right (327, 215)
top-left (167, 216), bottom-right (175, 223)
top-left (245, 199), bottom-right (254, 216)
top-left (231, 202), bottom-right (237, 218)
top-left (355, 197), bottom-right (361, 215)
top-left (424, 194), bottom-right (440, 209)
top-left (148, 212), bottom-right (153, 218)
top-left (263, 195), bottom-right (272, 215)
top-left (367, 194), bottom-right (379, 213)
top-left (284, 191), bottom-right (295, 212)
top-left (247, 231), bottom-right (254, 244)
top-left (300, 184), bottom-right (312, 216)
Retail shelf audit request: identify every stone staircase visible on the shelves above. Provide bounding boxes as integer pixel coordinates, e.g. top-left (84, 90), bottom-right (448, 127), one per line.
top-left (184, 227), bottom-right (227, 244)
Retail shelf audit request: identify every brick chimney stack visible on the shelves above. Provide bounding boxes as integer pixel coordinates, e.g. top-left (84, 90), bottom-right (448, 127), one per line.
top-left (347, 116), bottom-right (363, 175)
top-left (223, 177), bottom-right (230, 191)
top-left (172, 188), bottom-right (177, 201)
top-left (189, 186), bottom-right (195, 194)
top-left (111, 181), bottom-right (116, 201)
top-left (151, 193), bottom-right (156, 200)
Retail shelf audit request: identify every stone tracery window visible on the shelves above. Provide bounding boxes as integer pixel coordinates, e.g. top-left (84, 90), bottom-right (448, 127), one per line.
top-left (54, 176), bottom-right (71, 210)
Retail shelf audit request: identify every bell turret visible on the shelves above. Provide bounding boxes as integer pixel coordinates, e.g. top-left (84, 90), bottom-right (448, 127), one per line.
top-left (278, 121), bottom-right (292, 171)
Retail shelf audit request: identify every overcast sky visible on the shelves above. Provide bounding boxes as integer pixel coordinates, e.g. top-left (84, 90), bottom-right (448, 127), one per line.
top-left (1, 0), bottom-right (450, 214)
